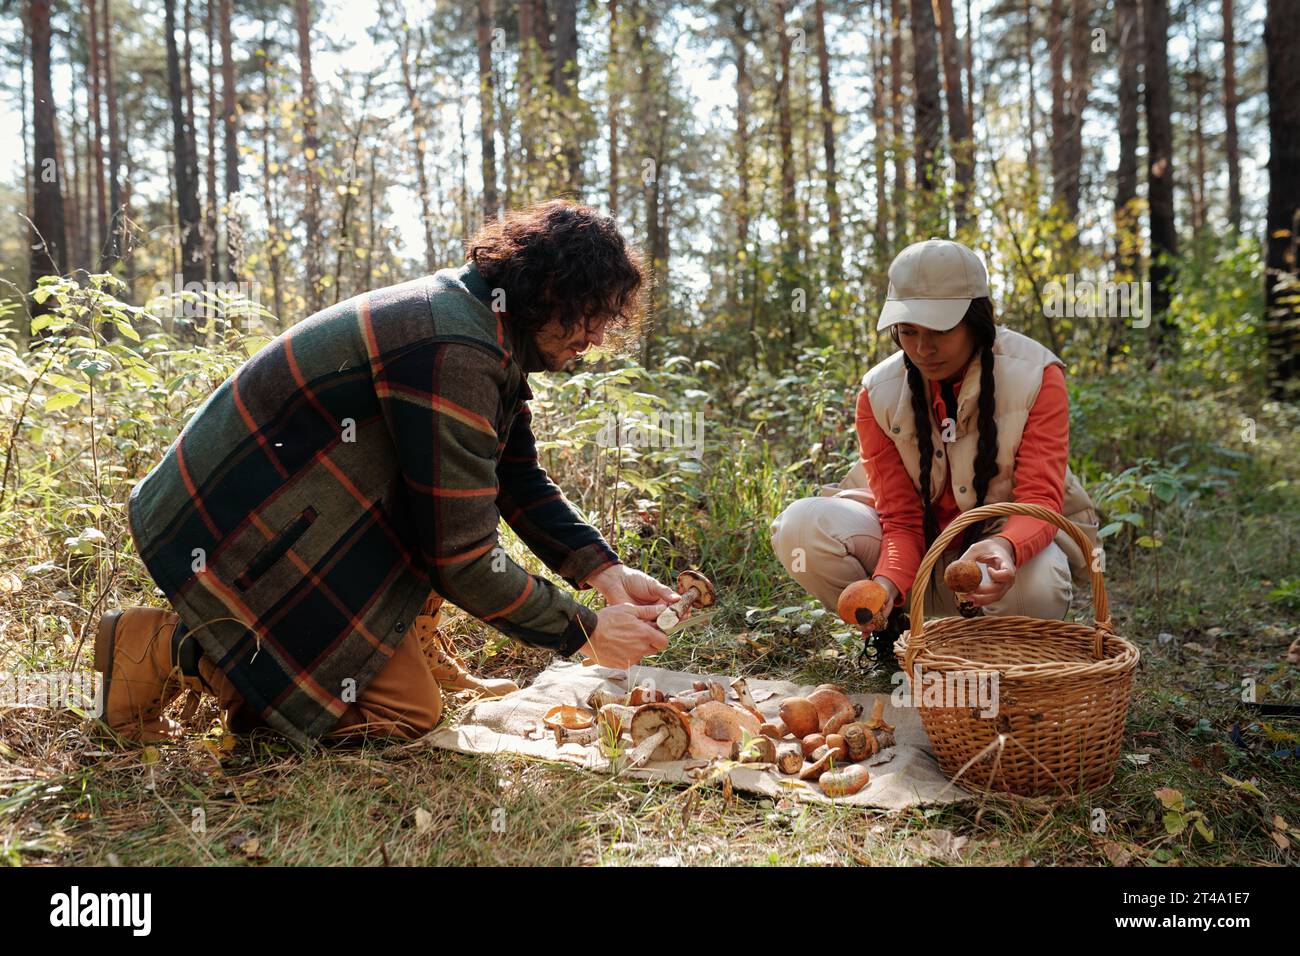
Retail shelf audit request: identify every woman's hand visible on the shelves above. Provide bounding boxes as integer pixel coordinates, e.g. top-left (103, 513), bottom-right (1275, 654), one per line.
top-left (872, 575), bottom-right (902, 615)
top-left (586, 563), bottom-right (679, 607)
top-left (578, 604), bottom-right (670, 669)
top-left (955, 537), bottom-right (1017, 607)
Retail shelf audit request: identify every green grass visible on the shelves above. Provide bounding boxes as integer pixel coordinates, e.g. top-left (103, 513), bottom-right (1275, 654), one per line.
top-left (2, 320), bottom-right (1298, 865)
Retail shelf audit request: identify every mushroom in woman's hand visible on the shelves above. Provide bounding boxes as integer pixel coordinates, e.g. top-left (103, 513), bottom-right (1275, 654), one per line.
top-left (837, 579), bottom-right (891, 633)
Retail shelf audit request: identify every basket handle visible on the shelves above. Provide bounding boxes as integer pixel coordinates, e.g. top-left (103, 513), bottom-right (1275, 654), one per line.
top-left (902, 502), bottom-right (1113, 671)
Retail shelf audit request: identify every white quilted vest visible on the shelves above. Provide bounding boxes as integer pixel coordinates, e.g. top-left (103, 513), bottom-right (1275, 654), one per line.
top-left (858, 326), bottom-right (1100, 580)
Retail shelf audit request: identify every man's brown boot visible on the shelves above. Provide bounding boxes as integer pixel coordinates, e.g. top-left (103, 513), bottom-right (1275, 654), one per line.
top-left (94, 607), bottom-right (202, 742)
top-left (414, 596), bottom-right (518, 698)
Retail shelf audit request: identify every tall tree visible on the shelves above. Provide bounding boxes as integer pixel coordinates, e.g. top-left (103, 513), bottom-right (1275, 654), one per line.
top-left (871, 0), bottom-right (889, 255)
top-left (775, 0), bottom-right (799, 356)
top-left (395, 15), bottom-right (437, 272)
top-left (607, 0), bottom-right (619, 217)
top-left (813, 0), bottom-right (842, 267)
top-left (258, 37), bottom-right (284, 320)
top-left (29, 0), bottom-right (67, 295)
top-left (1048, 0), bottom-right (1068, 212)
top-left (1223, 0), bottom-right (1241, 231)
top-left (1189, 7), bottom-right (1208, 236)
top-left (218, 0), bottom-right (239, 280)
top-left (1143, 0), bottom-right (1177, 348)
top-left (729, 1), bottom-right (752, 319)
top-left (933, 0), bottom-right (973, 228)
top-left (166, 0), bottom-right (205, 289)
top-left (1265, 0), bottom-right (1300, 399)
top-left (101, 0), bottom-right (124, 270)
top-left (1023, 0), bottom-right (1039, 175)
top-left (910, 0), bottom-right (943, 194)
top-left (477, 0), bottom-right (499, 220)
top-left (294, 0), bottom-right (323, 310)
top-left (205, 0), bottom-right (219, 279)
top-left (552, 0), bottom-right (582, 194)
top-left (1064, 0), bottom-right (1090, 219)
top-left (890, 0), bottom-right (907, 241)
top-left (1114, 0), bottom-right (1140, 273)
top-left (87, 0), bottom-right (108, 261)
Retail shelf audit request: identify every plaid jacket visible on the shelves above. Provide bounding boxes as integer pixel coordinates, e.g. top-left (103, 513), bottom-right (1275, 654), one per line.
top-left (128, 262), bottom-right (619, 745)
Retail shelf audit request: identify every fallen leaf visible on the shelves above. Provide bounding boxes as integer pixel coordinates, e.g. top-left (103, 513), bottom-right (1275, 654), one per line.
top-left (903, 828), bottom-right (969, 862)
top-left (1270, 831), bottom-right (1290, 851)
top-left (1219, 774), bottom-right (1265, 798)
top-left (1100, 840), bottom-right (1133, 867)
top-left (0, 572), bottom-right (21, 593)
top-left (1126, 753), bottom-right (1152, 765)
top-left (414, 808), bottom-right (433, 834)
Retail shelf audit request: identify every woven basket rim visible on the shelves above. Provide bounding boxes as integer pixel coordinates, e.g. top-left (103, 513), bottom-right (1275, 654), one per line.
top-left (896, 616), bottom-right (1139, 681)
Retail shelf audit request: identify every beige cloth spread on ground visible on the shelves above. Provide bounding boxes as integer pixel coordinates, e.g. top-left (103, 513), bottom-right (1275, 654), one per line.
top-left (427, 660), bottom-right (972, 810)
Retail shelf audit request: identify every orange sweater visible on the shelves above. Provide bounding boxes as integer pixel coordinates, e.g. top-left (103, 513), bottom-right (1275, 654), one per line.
top-left (855, 361), bottom-right (1070, 601)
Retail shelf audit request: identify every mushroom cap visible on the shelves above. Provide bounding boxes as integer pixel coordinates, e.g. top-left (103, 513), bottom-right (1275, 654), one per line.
top-left (944, 559), bottom-right (983, 594)
top-left (807, 686), bottom-right (853, 725)
top-left (778, 697), bottom-right (820, 738)
top-left (629, 703), bottom-right (691, 761)
top-left (543, 704), bottom-right (595, 731)
top-left (836, 579), bottom-right (890, 629)
top-left (677, 570), bottom-right (716, 607)
top-left (688, 701), bottom-right (753, 758)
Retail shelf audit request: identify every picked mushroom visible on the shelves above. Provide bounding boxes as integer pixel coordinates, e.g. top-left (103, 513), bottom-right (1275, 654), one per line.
top-left (820, 764), bottom-right (870, 798)
top-left (776, 744), bottom-right (804, 775)
top-left (543, 705), bottom-right (595, 732)
top-left (687, 701), bottom-right (752, 759)
top-left (656, 570), bottom-right (717, 633)
top-left (779, 697), bottom-right (820, 738)
top-left (837, 579), bottom-right (891, 633)
top-left (737, 736), bottom-right (777, 764)
top-left (669, 681), bottom-right (726, 711)
top-left (627, 703), bottom-right (691, 767)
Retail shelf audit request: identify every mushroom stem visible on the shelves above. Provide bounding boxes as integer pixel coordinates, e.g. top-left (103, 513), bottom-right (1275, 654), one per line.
top-left (554, 725), bottom-right (601, 746)
top-left (627, 727), bottom-right (670, 768)
top-left (730, 677), bottom-right (757, 711)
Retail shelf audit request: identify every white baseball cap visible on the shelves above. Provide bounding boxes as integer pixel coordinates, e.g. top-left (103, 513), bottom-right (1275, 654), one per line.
top-left (877, 239), bottom-right (990, 332)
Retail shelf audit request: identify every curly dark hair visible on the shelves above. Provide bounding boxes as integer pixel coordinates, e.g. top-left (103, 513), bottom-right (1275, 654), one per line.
top-left (466, 200), bottom-right (646, 340)
top-left (889, 297), bottom-right (1000, 585)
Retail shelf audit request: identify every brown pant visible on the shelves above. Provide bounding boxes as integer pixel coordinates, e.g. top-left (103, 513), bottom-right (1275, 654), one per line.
top-left (196, 630), bottom-right (443, 742)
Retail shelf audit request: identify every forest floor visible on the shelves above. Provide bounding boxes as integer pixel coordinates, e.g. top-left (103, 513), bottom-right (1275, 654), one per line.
top-left (3, 478), bottom-right (1298, 867)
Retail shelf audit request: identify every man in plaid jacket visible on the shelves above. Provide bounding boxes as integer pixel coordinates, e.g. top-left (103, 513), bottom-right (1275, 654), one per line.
top-left (96, 202), bottom-right (676, 746)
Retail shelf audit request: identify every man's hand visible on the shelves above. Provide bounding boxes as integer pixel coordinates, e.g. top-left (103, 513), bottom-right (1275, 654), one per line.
top-left (578, 604), bottom-right (670, 669)
top-left (585, 563), bottom-right (679, 607)
top-left (955, 536), bottom-right (1017, 607)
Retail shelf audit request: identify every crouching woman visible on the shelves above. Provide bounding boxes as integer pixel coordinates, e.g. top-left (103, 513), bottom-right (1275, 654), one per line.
top-left (770, 239), bottom-right (1100, 627)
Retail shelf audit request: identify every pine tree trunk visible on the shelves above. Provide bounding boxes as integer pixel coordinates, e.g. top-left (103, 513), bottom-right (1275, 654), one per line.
top-left (934, 0), bottom-right (973, 228)
top-left (1049, 0), bottom-right (1068, 211)
top-left (1065, 0), bottom-right (1090, 220)
top-left (553, 0), bottom-right (581, 194)
top-left (205, 0), bottom-right (219, 280)
top-left (1223, 0), bottom-right (1241, 232)
top-left (1143, 0), bottom-right (1177, 349)
top-left (477, 0), bottom-right (499, 220)
top-left (909, 0), bottom-right (942, 194)
top-left (258, 37), bottom-right (284, 321)
top-left (1115, 0), bottom-right (1140, 279)
top-left (890, 0), bottom-right (907, 242)
top-left (87, 0), bottom-right (108, 263)
top-left (166, 0), bottom-right (205, 289)
top-left (102, 0), bottom-right (124, 270)
top-left (294, 0), bottom-right (323, 311)
top-left (219, 0), bottom-right (239, 281)
top-left (813, 0), bottom-right (842, 269)
top-left (730, 1), bottom-right (751, 317)
top-left (1265, 0), bottom-right (1300, 399)
top-left (1190, 10), bottom-right (1207, 237)
top-left (776, 0), bottom-right (798, 357)
top-left (607, 0), bottom-right (619, 217)
top-left (1024, 0), bottom-right (1038, 176)
top-left (871, 0), bottom-right (889, 256)
top-left (29, 0), bottom-right (67, 291)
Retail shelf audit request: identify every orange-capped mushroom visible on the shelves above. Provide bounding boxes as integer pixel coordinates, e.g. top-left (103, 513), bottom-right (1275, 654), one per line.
top-left (837, 579), bottom-right (890, 632)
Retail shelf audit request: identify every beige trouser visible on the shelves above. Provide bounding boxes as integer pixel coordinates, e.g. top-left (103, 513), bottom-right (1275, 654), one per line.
top-left (769, 495), bottom-right (1073, 620)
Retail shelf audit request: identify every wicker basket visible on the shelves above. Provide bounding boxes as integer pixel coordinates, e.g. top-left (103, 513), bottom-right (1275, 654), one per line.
top-left (894, 502), bottom-right (1139, 797)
